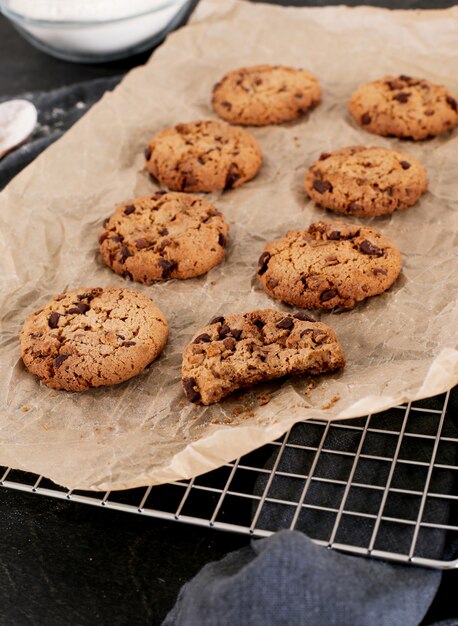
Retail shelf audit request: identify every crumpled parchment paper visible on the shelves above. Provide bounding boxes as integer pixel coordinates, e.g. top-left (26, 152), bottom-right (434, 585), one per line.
top-left (1, 0), bottom-right (457, 490)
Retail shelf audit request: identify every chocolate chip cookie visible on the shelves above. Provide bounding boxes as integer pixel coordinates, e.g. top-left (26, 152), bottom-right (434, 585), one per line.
top-left (257, 222), bottom-right (402, 310)
top-left (304, 146), bottom-right (428, 217)
top-left (145, 120), bottom-right (262, 192)
top-left (212, 64), bottom-right (321, 126)
top-left (348, 75), bottom-right (458, 140)
top-left (182, 309), bottom-right (345, 405)
top-left (20, 287), bottom-right (169, 391)
top-left (99, 192), bottom-right (229, 283)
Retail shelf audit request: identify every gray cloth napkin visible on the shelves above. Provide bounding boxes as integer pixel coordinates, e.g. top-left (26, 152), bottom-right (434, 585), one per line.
top-left (162, 530), bottom-right (441, 626)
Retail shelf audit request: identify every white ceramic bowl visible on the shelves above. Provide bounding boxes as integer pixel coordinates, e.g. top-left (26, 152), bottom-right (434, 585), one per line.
top-left (0, 0), bottom-right (194, 63)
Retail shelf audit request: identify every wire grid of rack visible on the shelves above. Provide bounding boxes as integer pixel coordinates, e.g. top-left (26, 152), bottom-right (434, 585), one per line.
top-left (1, 390), bottom-right (457, 569)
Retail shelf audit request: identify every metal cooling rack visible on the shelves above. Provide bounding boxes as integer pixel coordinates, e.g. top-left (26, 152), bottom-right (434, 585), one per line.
top-left (1, 390), bottom-right (457, 569)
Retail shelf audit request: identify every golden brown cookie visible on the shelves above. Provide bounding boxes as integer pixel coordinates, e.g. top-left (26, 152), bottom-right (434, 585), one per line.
top-left (145, 120), bottom-right (262, 192)
top-left (99, 192), bottom-right (229, 283)
top-left (304, 146), bottom-right (428, 217)
top-left (20, 287), bottom-right (168, 391)
top-left (257, 222), bottom-right (402, 310)
top-left (212, 64), bottom-right (321, 126)
top-left (182, 309), bottom-right (345, 405)
top-left (348, 75), bottom-right (458, 140)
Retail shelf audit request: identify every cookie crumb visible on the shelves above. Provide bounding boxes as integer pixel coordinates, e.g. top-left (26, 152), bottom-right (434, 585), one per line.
top-left (256, 392), bottom-right (272, 406)
top-left (20, 406), bottom-right (29, 413)
top-left (321, 394), bottom-right (341, 410)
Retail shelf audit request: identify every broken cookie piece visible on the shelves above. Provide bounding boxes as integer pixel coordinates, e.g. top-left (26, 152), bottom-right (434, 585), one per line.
top-left (20, 287), bottom-right (168, 391)
top-left (182, 309), bottom-right (345, 405)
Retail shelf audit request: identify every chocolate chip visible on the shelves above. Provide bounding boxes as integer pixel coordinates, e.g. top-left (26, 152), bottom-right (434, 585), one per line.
top-left (120, 246), bottom-right (132, 263)
top-left (158, 227), bottom-right (169, 236)
top-left (373, 267), bottom-right (388, 276)
top-left (360, 240), bottom-right (383, 257)
top-left (197, 156), bottom-right (206, 165)
top-left (319, 152), bottom-right (331, 161)
top-left (399, 74), bottom-right (412, 81)
top-left (294, 91), bottom-right (303, 99)
top-left (156, 238), bottom-right (172, 253)
top-left (183, 377), bottom-right (200, 402)
top-left (320, 289), bottom-right (337, 302)
top-left (135, 238), bottom-right (150, 249)
top-left (328, 231), bottom-right (341, 241)
top-left (68, 302), bottom-right (90, 315)
top-left (361, 113), bottom-right (372, 125)
top-left (112, 235), bottom-right (123, 243)
top-left (48, 312), bottom-right (60, 329)
top-left (122, 341), bottom-right (136, 347)
top-left (158, 259), bottom-right (176, 279)
top-left (300, 329), bottom-right (314, 339)
top-left (254, 78), bottom-right (263, 86)
top-left (300, 276), bottom-right (308, 289)
top-left (257, 252), bottom-right (271, 276)
top-left (210, 316), bottom-right (225, 325)
top-left (294, 312), bottom-right (316, 322)
top-left (312, 179), bottom-right (333, 194)
top-left (312, 329), bottom-right (327, 344)
top-left (224, 163), bottom-right (241, 190)
top-left (276, 316), bottom-right (294, 330)
top-left (253, 318), bottom-right (265, 330)
top-left (231, 329), bottom-right (243, 340)
top-left (223, 337), bottom-right (236, 351)
top-left (124, 204), bottom-right (135, 215)
top-left (144, 147), bottom-right (152, 161)
top-left (53, 354), bottom-right (69, 369)
top-left (218, 325), bottom-right (231, 339)
top-left (103, 218), bottom-right (110, 228)
top-left (386, 186), bottom-right (393, 197)
top-left (400, 160), bottom-right (411, 170)
top-left (446, 96), bottom-right (458, 112)
top-left (266, 278), bottom-right (279, 289)
top-left (218, 233), bottom-right (227, 247)
top-left (347, 202), bottom-right (364, 214)
top-left (386, 79), bottom-right (402, 90)
top-left (193, 333), bottom-right (211, 344)
top-left (77, 290), bottom-right (98, 302)
top-left (154, 190), bottom-right (167, 197)
top-left (425, 109), bottom-right (434, 116)
top-left (393, 92), bottom-right (410, 103)
top-left (181, 174), bottom-right (196, 191)
top-left (221, 100), bottom-right (232, 109)
top-left (325, 255), bottom-right (339, 266)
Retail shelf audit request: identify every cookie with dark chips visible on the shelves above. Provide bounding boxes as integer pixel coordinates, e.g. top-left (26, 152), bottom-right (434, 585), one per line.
top-left (145, 120), bottom-right (262, 192)
top-left (99, 192), bottom-right (229, 283)
top-left (212, 64), bottom-right (321, 126)
top-left (304, 146), bottom-right (428, 217)
top-left (257, 221), bottom-right (402, 310)
top-left (20, 287), bottom-right (168, 391)
top-left (348, 75), bottom-right (458, 140)
top-left (182, 309), bottom-right (345, 404)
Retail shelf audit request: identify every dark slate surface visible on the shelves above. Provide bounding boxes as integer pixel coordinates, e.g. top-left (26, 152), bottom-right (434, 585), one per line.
top-left (0, 2), bottom-right (457, 625)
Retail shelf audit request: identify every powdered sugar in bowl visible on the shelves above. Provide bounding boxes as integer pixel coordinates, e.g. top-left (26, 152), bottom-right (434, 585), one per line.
top-left (0, 0), bottom-right (194, 62)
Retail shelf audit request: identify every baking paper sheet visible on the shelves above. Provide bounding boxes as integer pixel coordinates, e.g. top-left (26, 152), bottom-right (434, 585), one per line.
top-left (1, 0), bottom-right (458, 490)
